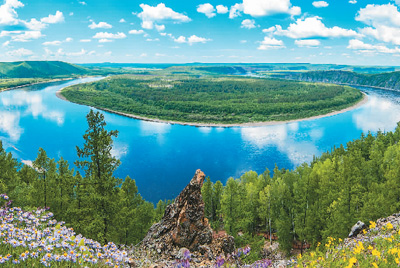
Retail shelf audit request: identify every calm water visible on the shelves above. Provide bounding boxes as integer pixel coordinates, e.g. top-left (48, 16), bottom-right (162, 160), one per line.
top-left (1, 78), bottom-right (400, 203)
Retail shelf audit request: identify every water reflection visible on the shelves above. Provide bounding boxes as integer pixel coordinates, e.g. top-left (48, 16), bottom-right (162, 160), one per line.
top-left (139, 120), bottom-right (171, 145)
top-left (353, 95), bottom-right (400, 133)
top-left (0, 111), bottom-right (23, 142)
top-left (240, 122), bottom-right (320, 166)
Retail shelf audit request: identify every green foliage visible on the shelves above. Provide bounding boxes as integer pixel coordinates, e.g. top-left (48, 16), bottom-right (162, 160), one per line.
top-left (61, 75), bottom-right (363, 124)
top-left (0, 61), bottom-right (88, 78)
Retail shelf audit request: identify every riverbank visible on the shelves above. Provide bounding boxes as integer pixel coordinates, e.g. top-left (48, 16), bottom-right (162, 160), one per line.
top-left (57, 86), bottom-right (368, 127)
top-left (0, 78), bottom-right (75, 92)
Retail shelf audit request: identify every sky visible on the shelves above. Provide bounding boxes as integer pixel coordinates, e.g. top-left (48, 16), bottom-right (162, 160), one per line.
top-left (0, 0), bottom-right (400, 65)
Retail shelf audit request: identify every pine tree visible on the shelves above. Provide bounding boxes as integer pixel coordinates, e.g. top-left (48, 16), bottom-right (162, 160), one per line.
top-left (75, 110), bottom-right (121, 244)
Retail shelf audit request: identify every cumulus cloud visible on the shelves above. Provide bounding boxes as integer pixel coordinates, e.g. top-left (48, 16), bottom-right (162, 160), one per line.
top-left (229, 3), bottom-right (243, 18)
top-left (0, 0), bottom-right (24, 26)
top-left (93, 32), bottom-right (126, 39)
top-left (349, 0), bottom-right (357, 3)
top-left (155, 24), bottom-right (165, 32)
top-left (89, 21), bottom-right (112, 29)
top-left (241, 19), bottom-right (256, 29)
top-left (230, 0), bottom-right (300, 18)
top-left (1, 30), bottom-right (44, 42)
top-left (129, 29), bottom-right (145, 35)
top-left (174, 35), bottom-right (211, 45)
top-left (295, 39), bottom-right (321, 47)
top-left (197, 3), bottom-right (216, 18)
top-left (312, 1), bottom-right (328, 8)
top-left (6, 47), bottom-right (33, 57)
top-left (216, 5), bottom-right (228, 14)
top-left (274, 16), bottom-right (360, 39)
top-left (119, 18), bottom-right (126, 23)
top-left (356, 4), bottom-right (400, 45)
top-left (137, 3), bottom-right (190, 29)
top-left (257, 37), bottom-right (285, 50)
top-left (42, 37), bottom-right (72, 46)
top-left (41, 11), bottom-right (64, 24)
top-left (347, 39), bottom-right (400, 54)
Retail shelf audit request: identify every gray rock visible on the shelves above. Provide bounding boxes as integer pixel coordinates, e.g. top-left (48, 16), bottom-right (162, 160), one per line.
top-left (348, 221), bottom-right (366, 237)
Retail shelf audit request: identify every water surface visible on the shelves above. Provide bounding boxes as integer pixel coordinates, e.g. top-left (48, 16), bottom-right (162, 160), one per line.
top-left (0, 78), bottom-right (399, 203)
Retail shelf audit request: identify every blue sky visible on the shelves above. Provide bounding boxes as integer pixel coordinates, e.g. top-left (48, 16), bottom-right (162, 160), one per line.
top-left (0, 0), bottom-right (399, 65)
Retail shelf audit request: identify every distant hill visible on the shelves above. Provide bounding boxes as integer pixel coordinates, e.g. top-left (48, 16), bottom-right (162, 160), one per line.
top-left (276, 70), bottom-right (400, 91)
top-left (0, 61), bottom-right (89, 78)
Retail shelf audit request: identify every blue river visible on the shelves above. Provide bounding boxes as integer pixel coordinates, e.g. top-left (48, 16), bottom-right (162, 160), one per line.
top-left (0, 77), bottom-right (399, 203)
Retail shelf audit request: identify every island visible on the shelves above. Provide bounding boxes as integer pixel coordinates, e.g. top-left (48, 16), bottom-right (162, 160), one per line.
top-left (59, 74), bottom-right (365, 126)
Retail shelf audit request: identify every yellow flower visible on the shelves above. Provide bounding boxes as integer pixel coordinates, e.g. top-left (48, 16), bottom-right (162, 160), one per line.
top-left (363, 229), bottom-right (367, 234)
top-left (372, 262), bottom-right (378, 268)
top-left (372, 249), bottom-right (381, 258)
top-left (368, 245), bottom-right (373, 250)
top-left (387, 222), bottom-right (394, 230)
top-left (396, 258), bottom-right (399, 264)
top-left (370, 221), bottom-right (377, 229)
top-left (298, 253), bottom-right (302, 260)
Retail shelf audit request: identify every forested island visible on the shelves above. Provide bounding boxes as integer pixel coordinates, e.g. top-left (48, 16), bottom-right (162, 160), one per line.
top-left (60, 75), bottom-right (364, 125)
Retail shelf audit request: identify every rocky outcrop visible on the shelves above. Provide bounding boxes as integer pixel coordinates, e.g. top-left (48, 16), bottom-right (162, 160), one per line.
top-left (141, 169), bottom-right (235, 260)
top-left (348, 221), bottom-right (366, 238)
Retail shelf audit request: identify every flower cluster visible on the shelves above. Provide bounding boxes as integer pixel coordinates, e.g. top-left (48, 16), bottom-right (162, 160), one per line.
top-left (297, 221), bottom-right (400, 267)
top-left (0, 195), bottom-right (131, 267)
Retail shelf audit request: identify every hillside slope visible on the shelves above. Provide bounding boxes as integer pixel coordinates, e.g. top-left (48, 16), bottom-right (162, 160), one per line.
top-left (278, 70), bottom-right (400, 91)
top-left (0, 61), bottom-right (89, 78)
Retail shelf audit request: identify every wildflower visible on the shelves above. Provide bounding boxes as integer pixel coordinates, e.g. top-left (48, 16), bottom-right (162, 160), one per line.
top-left (372, 263), bottom-right (378, 268)
top-left (386, 222), bottom-right (394, 230)
top-left (372, 249), bottom-right (381, 258)
top-left (215, 256), bottom-right (225, 268)
top-left (12, 259), bottom-right (19, 264)
top-left (370, 221), bottom-right (377, 229)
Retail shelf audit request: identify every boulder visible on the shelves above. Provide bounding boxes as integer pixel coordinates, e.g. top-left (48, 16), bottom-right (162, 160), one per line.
top-left (348, 221), bottom-right (366, 238)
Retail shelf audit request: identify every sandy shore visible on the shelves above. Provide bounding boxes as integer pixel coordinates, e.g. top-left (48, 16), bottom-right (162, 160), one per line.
top-left (57, 85), bottom-right (368, 127)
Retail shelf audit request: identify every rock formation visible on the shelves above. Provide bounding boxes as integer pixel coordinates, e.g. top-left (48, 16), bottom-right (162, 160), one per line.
top-left (141, 169), bottom-right (234, 260)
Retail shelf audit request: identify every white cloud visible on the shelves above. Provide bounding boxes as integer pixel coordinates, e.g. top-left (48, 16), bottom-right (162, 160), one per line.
top-left (89, 21), bottom-right (112, 29)
top-left (80, 39), bottom-right (91, 42)
top-left (69, 12), bottom-right (73, 16)
top-left (295, 39), bottom-right (321, 47)
top-left (2, 41), bottom-right (10, 47)
top-left (356, 4), bottom-right (400, 27)
top-left (174, 35), bottom-right (211, 45)
top-left (349, 0), bottom-right (357, 3)
top-left (41, 11), bottom-right (64, 24)
top-left (146, 38), bottom-right (159, 42)
top-left (78, 1), bottom-right (86, 5)
top-left (274, 16), bottom-right (360, 39)
top-left (99, 39), bottom-right (113, 43)
top-left (312, 1), bottom-right (329, 8)
top-left (6, 47), bottom-right (33, 57)
top-left (43, 40), bottom-right (62, 46)
top-left (257, 37), bottom-right (285, 50)
top-left (347, 39), bottom-right (400, 54)
top-left (356, 4), bottom-right (400, 45)
top-left (155, 24), bottom-right (165, 32)
top-left (119, 18), bottom-right (126, 23)
top-left (137, 3), bottom-right (190, 29)
top-left (93, 32), bottom-right (126, 39)
top-left (229, 3), bottom-right (243, 19)
top-left (262, 26), bottom-right (276, 33)
top-left (0, 0), bottom-right (24, 26)
top-left (9, 30), bottom-right (43, 42)
top-left (42, 37), bottom-right (72, 46)
top-left (241, 19), bottom-right (256, 29)
top-left (216, 5), bottom-right (228, 14)
top-left (129, 29), bottom-right (145, 35)
top-left (197, 3), bottom-right (216, 18)
top-left (230, 0), bottom-right (301, 18)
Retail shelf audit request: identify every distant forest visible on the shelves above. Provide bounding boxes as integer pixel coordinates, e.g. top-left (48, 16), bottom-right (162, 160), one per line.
top-left (61, 75), bottom-right (363, 124)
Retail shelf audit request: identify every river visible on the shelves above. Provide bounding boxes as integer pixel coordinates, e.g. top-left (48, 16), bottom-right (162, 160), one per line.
top-left (0, 77), bottom-right (399, 203)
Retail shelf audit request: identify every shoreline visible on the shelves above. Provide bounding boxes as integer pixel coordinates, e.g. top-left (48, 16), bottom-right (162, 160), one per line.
top-left (57, 85), bottom-right (368, 127)
top-left (0, 78), bottom-right (75, 93)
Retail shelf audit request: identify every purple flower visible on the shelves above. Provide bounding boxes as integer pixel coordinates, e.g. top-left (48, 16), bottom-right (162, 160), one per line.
top-left (184, 249), bottom-right (191, 260)
top-left (215, 256), bottom-right (225, 267)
